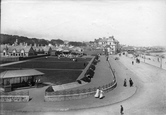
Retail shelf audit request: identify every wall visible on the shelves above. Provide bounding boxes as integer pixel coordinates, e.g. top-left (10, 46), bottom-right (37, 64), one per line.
top-left (44, 80), bottom-right (117, 102)
top-left (0, 95), bottom-right (29, 102)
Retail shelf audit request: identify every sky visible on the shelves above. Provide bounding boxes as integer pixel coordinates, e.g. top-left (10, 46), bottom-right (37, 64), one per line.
top-left (1, 0), bottom-right (166, 46)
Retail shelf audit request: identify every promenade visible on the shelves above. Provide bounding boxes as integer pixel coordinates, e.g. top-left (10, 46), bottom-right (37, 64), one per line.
top-left (0, 55), bottom-right (136, 114)
top-left (126, 53), bottom-right (166, 70)
top-left (2, 54), bottom-right (165, 115)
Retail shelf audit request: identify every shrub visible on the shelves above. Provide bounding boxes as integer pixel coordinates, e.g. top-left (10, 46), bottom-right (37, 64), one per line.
top-left (77, 80), bottom-right (82, 84)
top-left (81, 77), bottom-right (91, 83)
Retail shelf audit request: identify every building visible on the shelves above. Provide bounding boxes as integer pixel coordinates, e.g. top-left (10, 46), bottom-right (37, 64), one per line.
top-left (95, 36), bottom-right (120, 54)
top-left (0, 44), bottom-right (36, 57)
top-left (32, 44), bottom-right (44, 54)
top-left (42, 46), bottom-right (52, 55)
top-left (0, 69), bottom-right (44, 91)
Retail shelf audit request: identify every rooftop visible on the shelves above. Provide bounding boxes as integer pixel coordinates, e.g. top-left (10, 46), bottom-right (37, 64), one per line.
top-left (0, 69), bottom-right (44, 79)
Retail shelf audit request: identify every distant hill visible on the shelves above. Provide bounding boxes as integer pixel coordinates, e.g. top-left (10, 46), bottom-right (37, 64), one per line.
top-left (0, 34), bottom-right (87, 47)
top-left (0, 34), bottom-right (50, 46)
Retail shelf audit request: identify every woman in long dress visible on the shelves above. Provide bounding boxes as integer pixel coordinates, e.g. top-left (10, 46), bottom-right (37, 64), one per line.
top-left (94, 89), bottom-right (100, 98)
top-left (99, 89), bottom-right (104, 99)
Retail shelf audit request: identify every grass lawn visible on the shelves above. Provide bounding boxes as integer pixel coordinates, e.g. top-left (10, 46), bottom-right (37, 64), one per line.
top-left (3, 57), bottom-right (91, 69)
top-left (4, 61), bottom-right (87, 69)
top-left (33, 56), bottom-right (92, 62)
top-left (0, 67), bottom-right (18, 73)
top-left (0, 61), bottom-right (14, 64)
top-left (0, 68), bottom-right (82, 84)
top-left (37, 69), bottom-right (82, 84)
top-left (0, 56), bottom-right (92, 84)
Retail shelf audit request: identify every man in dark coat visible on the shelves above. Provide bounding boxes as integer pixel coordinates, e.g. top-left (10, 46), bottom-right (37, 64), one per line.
top-left (129, 78), bottom-right (133, 87)
top-left (123, 79), bottom-right (127, 87)
top-left (120, 105), bottom-right (124, 114)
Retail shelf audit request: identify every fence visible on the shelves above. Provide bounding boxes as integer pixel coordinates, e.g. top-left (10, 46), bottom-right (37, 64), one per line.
top-left (45, 78), bottom-right (117, 102)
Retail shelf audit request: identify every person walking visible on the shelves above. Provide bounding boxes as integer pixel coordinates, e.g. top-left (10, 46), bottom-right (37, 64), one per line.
top-left (120, 105), bottom-right (124, 115)
top-left (94, 88), bottom-right (100, 98)
top-left (84, 63), bottom-right (86, 67)
top-left (129, 78), bottom-right (133, 87)
top-left (132, 61), bottom-right (134, 65)
top-left (123, 79), bottom-right (127, 87)
top-left (99, 89), bottom-right (104, 99)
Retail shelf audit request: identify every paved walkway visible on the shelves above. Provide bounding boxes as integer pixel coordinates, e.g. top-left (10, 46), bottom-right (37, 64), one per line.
top-left (66, 55), bottom-right (115, 91)
top-left (127, 53), bottom-right (166, 70)
top-left (0, 60), bottom-right (29, 67)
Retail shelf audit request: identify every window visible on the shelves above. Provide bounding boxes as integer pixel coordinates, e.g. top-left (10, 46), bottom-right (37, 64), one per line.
top-left (4, 79), bottom-right (10, 85)
top-left (13, 53), bottom-right (16, 56)
top-left (3, 50), bottom-right (6, 56)
top-left (21, 49), bottom-right (25, 57)
top-left (12, 49), bottom-right (16, 56)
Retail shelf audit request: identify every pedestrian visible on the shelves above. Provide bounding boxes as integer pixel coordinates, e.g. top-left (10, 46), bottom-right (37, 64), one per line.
top-left (129, 78), bottom-right (133, 87)
top-left (84, 63), bottom-right (86, 67)
top-left (123, 79), bottom-right (127, 87)
top-left (132, 61), bottom-right (134, 65)
top-left (35, 79), bottom-right (38, 87)
top-left (99, 89), bottom-right (104, 99)
top-left (94, 88), bottom-right (100, 98)
top-left (120, 105), bottom-right (124, 115)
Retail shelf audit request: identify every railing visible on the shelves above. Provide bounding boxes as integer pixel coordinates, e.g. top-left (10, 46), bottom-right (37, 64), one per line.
top-left (46, 80), bottom-right (116, 96)
top-left (44, 78), bottom-right (117, 102)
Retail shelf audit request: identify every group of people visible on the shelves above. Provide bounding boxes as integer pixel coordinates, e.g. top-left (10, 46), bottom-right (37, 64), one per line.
top-left (94, 88), bottom-right (104, 99)
top-left (124, 78), bottom-right (133, 87)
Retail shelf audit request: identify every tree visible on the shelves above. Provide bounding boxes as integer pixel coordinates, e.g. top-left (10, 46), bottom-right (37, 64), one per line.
top-left (50, 39), bottom-right (64, 45)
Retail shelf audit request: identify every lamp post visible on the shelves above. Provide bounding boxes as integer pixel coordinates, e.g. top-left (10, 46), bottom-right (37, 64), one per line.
top-left (160, 56), bottom-right (162, 68)
top-left (144, 53), bottom-right (145, 63)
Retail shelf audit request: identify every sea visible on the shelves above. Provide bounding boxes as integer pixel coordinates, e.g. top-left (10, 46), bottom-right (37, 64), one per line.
top-left (149, 51), bottom-right (166, 58)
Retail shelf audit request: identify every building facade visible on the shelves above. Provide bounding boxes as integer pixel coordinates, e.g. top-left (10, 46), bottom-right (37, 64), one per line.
top-left (95, 36), bottom-right (120, 54)
top-left (0, 45), bottom-right (36, 57)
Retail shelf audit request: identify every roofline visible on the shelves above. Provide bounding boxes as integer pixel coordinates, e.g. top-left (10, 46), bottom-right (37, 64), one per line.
top-left (2, 74), bottom-right (44, 79)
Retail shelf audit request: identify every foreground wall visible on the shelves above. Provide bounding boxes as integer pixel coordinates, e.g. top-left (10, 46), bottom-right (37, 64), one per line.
top-left (0, 91), bottom-right (29, 102)
top-left (0, 95), bottom-right (29, 102)
top-left (44, 80), bottom-right (117, 102)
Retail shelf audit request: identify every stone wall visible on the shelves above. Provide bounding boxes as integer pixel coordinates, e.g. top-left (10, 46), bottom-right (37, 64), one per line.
top-left (0, 95), bottom-right (29, 102)
top-left (44, 81), bottom-right (117, 102)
